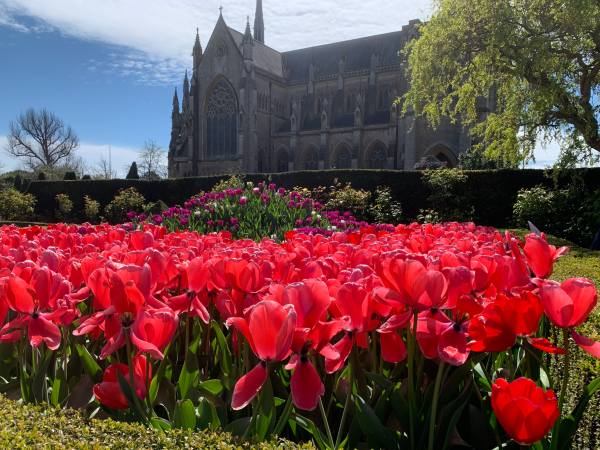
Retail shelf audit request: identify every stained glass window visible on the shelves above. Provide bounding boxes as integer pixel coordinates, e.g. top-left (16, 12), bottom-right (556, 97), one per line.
top-left (207, 79), bottom-right (238, 158)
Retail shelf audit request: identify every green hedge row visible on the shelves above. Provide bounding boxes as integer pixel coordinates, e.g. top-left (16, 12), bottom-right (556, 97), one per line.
top-left (0, 394), bottom-right (310, 449)
top-left (19, 168), bottom-right (600, 227)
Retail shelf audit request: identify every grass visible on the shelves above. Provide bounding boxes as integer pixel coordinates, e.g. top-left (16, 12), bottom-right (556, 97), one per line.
top-left (510, 229), bottom-right (600, 449)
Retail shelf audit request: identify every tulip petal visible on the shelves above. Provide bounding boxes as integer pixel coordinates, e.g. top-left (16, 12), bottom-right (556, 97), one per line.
top-left (291, 359), bottom-right (325, 411)
top-left (28, 315), bottom-right (61, 350)
top-left (231, 363), bottom-right (268, 410)
top-left (380, 331), bottom-right (407, 363)
top-left (571, 330), bottom-right (600, 358)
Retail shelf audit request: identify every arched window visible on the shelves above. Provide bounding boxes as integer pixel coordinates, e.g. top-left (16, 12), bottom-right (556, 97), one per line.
top-left (367, 143), bottom-right (388, 169)
top-left (276, 149), bottom-right (289, 172)
top-left (334, 146), bottom-right (352, 169)
top-left (207, 79), bottom-right (238, 158)
top-left (302, 147), bottom-right (319, 170)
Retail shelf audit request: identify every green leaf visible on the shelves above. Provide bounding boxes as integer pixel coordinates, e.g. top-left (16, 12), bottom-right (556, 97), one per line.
top-left (50, 368), bottom-right (68, 407)
top-left (75, 344), bottom-right (102, 381)
top-left (390, 384), bottom-right (410, 429)
top-left (439, 378), bottom-right (473, 450)
top-left (225, 417), bottom-right (251, 437)
top-left (255, 378), bottom-right (275, 441)
top-left (116, 372), bottom-right (146, 421)
top-left (199, 379), bottom-right (223, 396)
top-left (178, 337), bottom-right (200, 400)
top-left (294, 414), bottom-right (330, 450)
top-left (173, 399), bottom-right (197, 430)
top-left (210, 322), bottom-right (232, 389)
top-left (150, 416), bottom-right (173, 431)
top-left (355, 393), bottom-right (399, 449)
top-left (32, 349), bottom-right (53, 404)
top-left (556, 377), bottom-right (600, 450)
top-left (197, 397), bottom-right (221, 430)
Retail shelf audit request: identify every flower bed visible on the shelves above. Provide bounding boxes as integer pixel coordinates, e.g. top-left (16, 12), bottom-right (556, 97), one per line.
top-left (0, 222), bottom-right (599, 449)
top-left (130, 181), bottom-right (392, 241)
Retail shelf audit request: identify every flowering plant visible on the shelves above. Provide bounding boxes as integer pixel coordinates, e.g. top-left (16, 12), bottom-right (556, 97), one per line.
top-left (129, 181), bottom-right (382, 241)
top-left (0, 222), bottom-right (598, 449)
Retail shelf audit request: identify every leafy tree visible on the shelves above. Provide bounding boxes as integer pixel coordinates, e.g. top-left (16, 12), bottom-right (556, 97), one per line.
top-left (5, 108), bottom-right (79, 169)
top-left (126, 162), bottom-right (140, 180)
top-left (404, 0), bottom-right (600, 165)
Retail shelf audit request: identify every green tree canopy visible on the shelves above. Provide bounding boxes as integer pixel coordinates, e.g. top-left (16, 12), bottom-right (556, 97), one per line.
top-left (404, 0), bottom-right (600, 166)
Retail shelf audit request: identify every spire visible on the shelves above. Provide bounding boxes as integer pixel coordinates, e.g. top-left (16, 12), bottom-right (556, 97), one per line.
top-left (172, 88), bottom-right (179, 114)
top-left (193, 28), bottom-right (202, 68)
top-left (182, 70), bottom-right (190, 113)
top-left (243, 16), bottom-right (253, 44)
top-left (254, 0), bottom-right (264, 43)
top-left (242, 16), bottom-right (254, 60)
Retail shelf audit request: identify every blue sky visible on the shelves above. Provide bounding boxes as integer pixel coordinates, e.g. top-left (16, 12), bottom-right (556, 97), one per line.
top-left (0, 0), bottom-right (560, 175)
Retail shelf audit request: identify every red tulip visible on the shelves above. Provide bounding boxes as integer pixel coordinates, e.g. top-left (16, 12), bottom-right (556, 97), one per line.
top-left (93, 354), bottom-right (151, 410)
top-left (1, 270), bottom-right (71, 350)
top-left (130, 308), bottom-right (178, 360)
top-left (523, 233), bottom-right (568, 278)
top-left (226, 300), bottom-right (296, 409)
top-left (538, 278), bottom-right (597, 328)
top-left (491, 377), bottom-right (559, 444)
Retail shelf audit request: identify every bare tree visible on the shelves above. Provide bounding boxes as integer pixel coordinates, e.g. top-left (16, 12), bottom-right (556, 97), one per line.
top-left (93, 157), bottom-right (116, 180)
top-left (138, 140), bottom-right (167, 179)
top-left (5, 108), bottom-right (79, 170)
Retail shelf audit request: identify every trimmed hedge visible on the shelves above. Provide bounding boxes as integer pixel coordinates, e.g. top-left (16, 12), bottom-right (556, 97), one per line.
top-left (19, 168), bottom-right (600, 227)
top-left (0, 395), bottom-right (311, 449)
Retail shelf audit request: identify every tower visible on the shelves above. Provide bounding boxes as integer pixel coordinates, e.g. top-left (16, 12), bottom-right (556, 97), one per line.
top-left (254, 0), bottom-right (264, 43)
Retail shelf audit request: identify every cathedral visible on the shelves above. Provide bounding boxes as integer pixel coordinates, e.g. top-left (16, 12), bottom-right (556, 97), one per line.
top-left (168, 1), bottom-right (487, 177)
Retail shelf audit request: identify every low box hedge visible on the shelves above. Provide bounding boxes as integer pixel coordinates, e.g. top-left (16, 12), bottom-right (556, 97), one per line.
top-left (0, 395), bottom-right (311, 450)
top-left (19, 168), bottom-right (600, 227)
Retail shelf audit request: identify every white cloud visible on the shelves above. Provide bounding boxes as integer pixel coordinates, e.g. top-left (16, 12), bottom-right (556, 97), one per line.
top-left (0, 135), bottom-right (166, 177)
top-left (0, 1), bottom-right (434, 70)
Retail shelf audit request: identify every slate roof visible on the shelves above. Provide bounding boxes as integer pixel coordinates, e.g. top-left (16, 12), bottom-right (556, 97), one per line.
top-left (281, 29), bottom-right (411, 83)
top-left (228, 27), bottom-right (284, 78)
top-left (228, 22), bottom-right (418, 83)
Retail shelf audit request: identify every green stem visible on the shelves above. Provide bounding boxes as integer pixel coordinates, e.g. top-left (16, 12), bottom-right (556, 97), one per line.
top-left (557, 329), bottom-right (571, 413)
top-left (273, 394), bottom-right (293, 437)
top-left (427, 362), bottom-right (445, 450)
top-left (551, 329), bottom-right (571, 450)
top-left (126, 336), bottom-right (148, 423)
top-left (335, 347), bottom-right (354, 450)
top-left (319, 397), bottom-right (335, 449)
top-left (407, 312), bottom-right (418, 450)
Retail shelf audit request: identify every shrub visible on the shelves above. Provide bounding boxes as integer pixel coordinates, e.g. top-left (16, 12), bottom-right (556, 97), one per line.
top-left (0, 395), bottom-right (305, 449)
top-left (417, 208), bottom-right (442, 224)
top-left (212, 174), bottom-right (245, 192)
top-left (55, 193), bottom-right (74, 220)
top-left (513, 185), bottom-right (557, 231)
top-left (513, 185), bottom-right (600, 247)
top-left (83, 195), bottom-right (101, 223)
top-left (422, 168), bottom-right (473, 222)
top-left (0, 188), bottom-right (36, 221)
top-left (324, 181), bottom-right (371, 221)
top-left (370, 186), bottom-right (402, 224)
top-left (104, 187), bottom-right (146, 224)
top-left (63, 171), bottom-right (77, 181)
